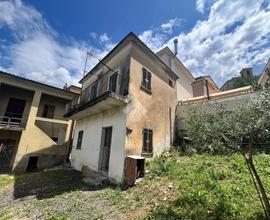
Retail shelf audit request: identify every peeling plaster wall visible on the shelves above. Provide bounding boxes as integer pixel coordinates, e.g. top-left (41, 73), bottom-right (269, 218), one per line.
top-left (71, 106), bottom-right (127, 182)
top-left (125, 48), bottom-right (177, 156)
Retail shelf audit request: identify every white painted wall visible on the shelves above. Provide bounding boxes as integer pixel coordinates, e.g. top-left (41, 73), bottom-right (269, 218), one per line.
top-left (158, 53), bottom-right (194, 101)
top-left (70, 106), bottom-right (127, 182)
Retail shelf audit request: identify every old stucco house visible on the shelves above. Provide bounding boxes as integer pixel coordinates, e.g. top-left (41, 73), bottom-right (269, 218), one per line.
top-left (65, 32), bottom-right (182, 182)
top-left (65, 32), bottom-right (246, 183)
top-left (0, 71), bottom-right (78, 173)
top-left (156, 45), bottom-right (220, 100)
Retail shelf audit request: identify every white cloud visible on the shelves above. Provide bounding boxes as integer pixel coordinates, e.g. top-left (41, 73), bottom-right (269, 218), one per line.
top-left (138, 18), bottom-right (182, 52)
top-left (140, 0), bottom-right (270, 86)
top-left (89, 32), bottom-right (97, 39)
top-left (99, 33), bottom-right (110, 42)
top-left (196, 0), bottom-right (206, 13)
top-left (1, 0), bottom-right (270, 89)
top-left (161, 18), bottom-right (181, 34)
top-left (139, 30), bottom-right (166, 52)
top-left (0, 0), bottom-right (108, 88)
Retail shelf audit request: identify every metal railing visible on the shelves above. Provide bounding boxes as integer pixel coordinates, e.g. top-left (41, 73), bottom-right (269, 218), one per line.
top-left (65, 70), bottom-right (127, 114)
top-left (0, 116), bottom-right (25, 129)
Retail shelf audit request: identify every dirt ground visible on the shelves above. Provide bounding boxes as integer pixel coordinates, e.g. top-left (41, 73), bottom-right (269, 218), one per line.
top-left (0, 168), bottom-right (177, 220)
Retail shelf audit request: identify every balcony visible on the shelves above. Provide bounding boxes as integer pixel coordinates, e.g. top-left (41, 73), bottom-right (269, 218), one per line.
top-left (0, 116), bottom-right (26, 131)
top-left (64, 71), bottom-right (129, 120)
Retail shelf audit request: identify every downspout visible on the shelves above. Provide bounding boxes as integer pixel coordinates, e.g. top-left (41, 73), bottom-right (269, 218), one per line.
top-left (205, 79), bottom-right (210, 100)
top-left (66, 119), bottom-right (75, 163)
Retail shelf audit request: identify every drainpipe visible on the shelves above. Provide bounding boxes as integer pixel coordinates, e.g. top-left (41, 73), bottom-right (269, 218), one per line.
top-left (205, 79), bottom-right (210, 100)
top-left (66, 120), bottom-right (75, 163)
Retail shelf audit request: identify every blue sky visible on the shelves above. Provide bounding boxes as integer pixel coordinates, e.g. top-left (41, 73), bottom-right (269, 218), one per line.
top-left (0, 0), bottom-right (270, 88)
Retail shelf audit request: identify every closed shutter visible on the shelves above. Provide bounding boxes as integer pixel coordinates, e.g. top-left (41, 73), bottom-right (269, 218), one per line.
top-left (143, 129), bottom-right (153, 153)
top-left (109, 72), bottom-right (118, 92)
top-left (76, 130), bottom-right (83, 149)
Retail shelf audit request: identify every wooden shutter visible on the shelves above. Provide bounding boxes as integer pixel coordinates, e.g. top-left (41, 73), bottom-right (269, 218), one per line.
top-left (142, 68), bottom-right (147, 88)
top-left (109, 72), bottom-right (118, 92)
top-left (146, 71), bottom-right (152, 90)
top-left (42, 104), bottom-right (55, 118)
top-left (90, 83), bottom-right (98, 100)
top-left (76, 130), bottom-right (83, 149)
top-left (148, 129), bottom-right (153, 152)
top-left (143, 129), bottom-right (153, 153)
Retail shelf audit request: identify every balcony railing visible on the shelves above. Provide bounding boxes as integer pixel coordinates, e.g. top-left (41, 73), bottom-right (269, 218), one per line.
top-left (0, 116), bottom-right (26, 130)
top-left (65, 70), bottom-right (128, 115)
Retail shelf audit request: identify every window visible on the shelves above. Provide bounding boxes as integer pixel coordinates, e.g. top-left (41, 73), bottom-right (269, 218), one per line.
top-left (90, 82), bottom-right (98, 100)
top-left (141, 68), bottom-right (152, 91)
top-left (142, 129), bottom-right (153, 154)
top-left (42, 104), bottom-right (55, 118)
top-left (109, 72), bottom-right (118, 92)
top-left (168, 79), bottom-right (173, 87)
top-left (76, 130), bottom-right (83, 149)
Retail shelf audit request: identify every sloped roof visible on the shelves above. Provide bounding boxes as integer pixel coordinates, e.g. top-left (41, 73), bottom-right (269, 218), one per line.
top-left (195, 75), bottom-right (219, 90)
top-left (156, 46), bottom-right (195, 82)
top-left (0, 70), bottom-right (78, 98)
top-left (80, 32), bottom-right (179, 84)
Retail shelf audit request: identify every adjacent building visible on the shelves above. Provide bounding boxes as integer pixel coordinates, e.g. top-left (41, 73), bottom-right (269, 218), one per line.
top-left (191, 76), bottom-right (220, 97)
top-left (258, 58), bottom-right (270, 87)
top-left (65, 33), bottom-right (178, 182)
top-left (0, 71), bottom-right (78, 173)
top-left (156, 43), bottom-right (195, 101)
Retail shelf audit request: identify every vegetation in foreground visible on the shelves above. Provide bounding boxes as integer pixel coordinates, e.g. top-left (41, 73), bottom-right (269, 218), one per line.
top-left (185, 87), bottom-right (270, 217)
top-left (0, 152), bottom-right (270, 219)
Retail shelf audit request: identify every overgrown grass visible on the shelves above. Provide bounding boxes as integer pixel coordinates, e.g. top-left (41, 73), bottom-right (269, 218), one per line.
top-left (0, 175), bottom-right (14, 188)
top-left (0, 153), bottom-right (269, 219)
top-left (145, 152), bottom-right (270, 219)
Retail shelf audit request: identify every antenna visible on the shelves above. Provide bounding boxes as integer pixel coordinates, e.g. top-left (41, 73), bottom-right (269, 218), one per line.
top-left (83, 51), bottom-right (115, 77)
top-left (83, 52), bottom-right (91, 77)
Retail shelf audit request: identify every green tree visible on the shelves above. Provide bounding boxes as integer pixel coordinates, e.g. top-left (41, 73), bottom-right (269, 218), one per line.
top-left (222, 75), bottom-right (261, 91)
top-left (185, 88), bottom-right (270, 218)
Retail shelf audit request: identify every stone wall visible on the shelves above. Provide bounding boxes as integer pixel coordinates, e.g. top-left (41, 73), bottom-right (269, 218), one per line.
top-left (175, 92), bottom-right (258, 137)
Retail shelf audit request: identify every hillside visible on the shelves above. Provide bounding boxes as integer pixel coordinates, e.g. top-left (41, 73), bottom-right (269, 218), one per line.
top-left (0, 152), bottom-right (270, 219)
top-left (221, 75), bottom-right (260, 91)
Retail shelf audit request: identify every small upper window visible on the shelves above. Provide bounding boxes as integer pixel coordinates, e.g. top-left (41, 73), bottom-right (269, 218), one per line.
top-left (141, 68), bottom-right (152, 91)
top-left (168, 79), bottom-right (173, 87)
top-left (76, 130), bottom-right (83, 149)
top-left (142, 128), bottom-right (153, 154)
top-left (109, 72), bottom-right (118, 93)
top-left (42, 104), bottom-right (55, 119)
top-left (90, 82), bottom-right (98, 100)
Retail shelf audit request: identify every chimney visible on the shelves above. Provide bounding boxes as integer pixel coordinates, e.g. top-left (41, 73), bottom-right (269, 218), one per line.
top-left (173, 39), bottom-right (178, 55)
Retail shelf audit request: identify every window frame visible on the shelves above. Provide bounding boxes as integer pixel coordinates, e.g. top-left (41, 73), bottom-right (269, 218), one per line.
top-left (90, 82), bottom-right (98, 100)
top-left (108, 71), bottom-right (118, 93)
top-left (76, 130), bottom-right (84, 149)
top-left (142, 128), bottom-right (153, 155)
top-left (168, 79), bottom-right (173, 88)
top-left (42, 104), bottom-right (55, 119)
top-left (141, 68), bottom-right (152, 93)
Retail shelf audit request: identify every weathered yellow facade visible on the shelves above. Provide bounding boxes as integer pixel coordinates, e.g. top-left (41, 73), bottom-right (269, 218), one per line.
top-left (126, 56), bottom-right (177, 156)
top-left (0, 71), bottom-right (77, 173)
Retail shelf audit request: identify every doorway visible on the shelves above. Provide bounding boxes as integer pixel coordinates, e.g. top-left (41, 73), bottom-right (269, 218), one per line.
top-left (99, 127), bottom-right (113, 173)
top-left (26, 156), bottom-right (38, 172)
top-left (0, 139), bottom-right (17, 173)
top-left (5, 98), bottom-right (26, 118)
